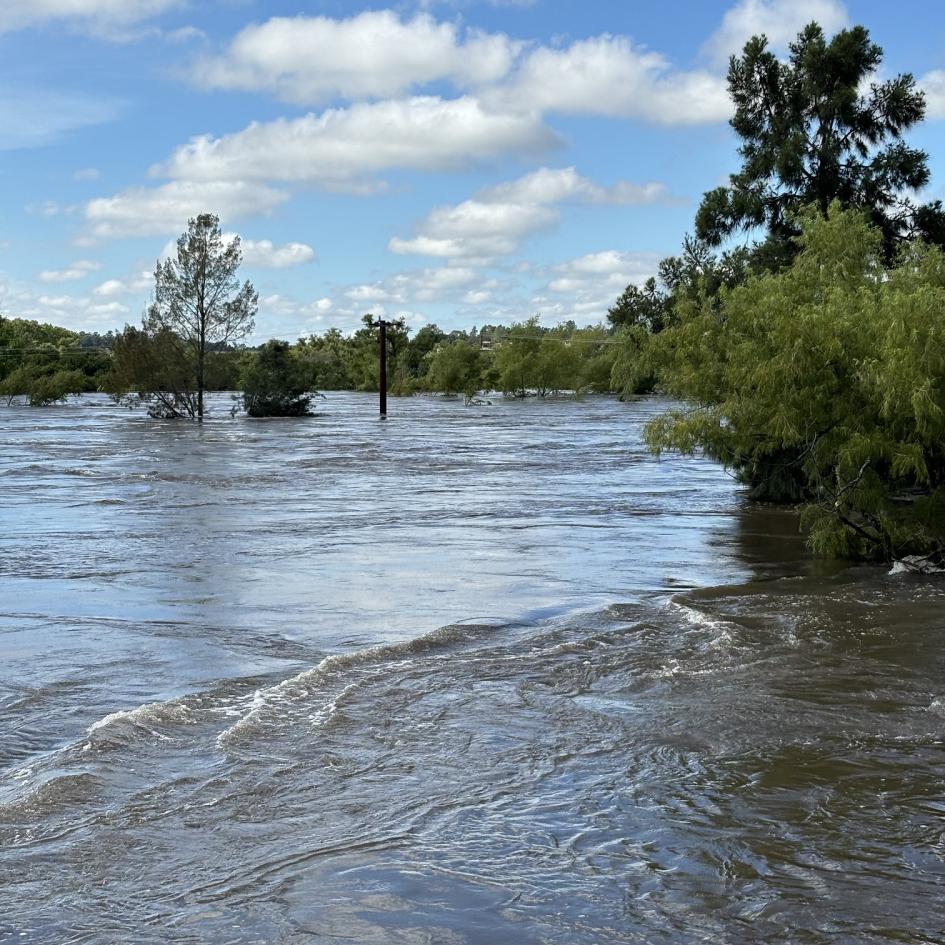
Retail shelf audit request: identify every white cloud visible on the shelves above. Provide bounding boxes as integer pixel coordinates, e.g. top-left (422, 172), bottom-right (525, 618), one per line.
top-left (39, 260), bottom-right (101, 283)
top-left (90, 266), bottom-right (153, 298)
top-left (259, 294), bottom-right (332, 317)
top-left (0, 88), bottom-right (119, 150)
top-left (156, 96), bottom-right (558, 192)
top-left (922, 70), bottom-right (945, 120)
top-left (1, 282), bottom-right (131, 332)
top-left (390, 167), bottom-right (670, 260)
top-left (702, 0), bottom-right (848, 67)
top-left (0, 0), bottom-right (182, 34)
top-left (390, 202), bottom-right (558, 259)
top-left (192, 11), bottom-right (750, 128)
top-left (228, 237), bottom-right (317, 269)
top-left (192, 11), bottom-right (518, 103)
top-left (486, 36), bottom-right (730, 124)
top-left (84, 180), bottom-right (289, 239)
top-left (478, 167), bottom-right (669, 206)
top-left (92, 278), bottom-right (129, 298)
top-left (0, 0), bottom-right (183, 32)
top-left (534, 250), bottom-right (662, 323)
top-left (74, 167), bottom-right (101, 181)
top-left (345, 266), bottom-right (479, 305)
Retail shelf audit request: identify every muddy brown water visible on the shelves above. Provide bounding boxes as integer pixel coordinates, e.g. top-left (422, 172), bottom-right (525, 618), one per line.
top-left (1, 393), bottom-right (943, 944)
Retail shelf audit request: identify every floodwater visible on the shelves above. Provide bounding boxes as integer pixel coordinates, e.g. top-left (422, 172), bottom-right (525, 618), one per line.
top-left (1, 392), bottom-right (944, 944)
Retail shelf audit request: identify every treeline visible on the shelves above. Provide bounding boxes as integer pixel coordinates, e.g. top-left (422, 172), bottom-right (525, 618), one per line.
top-left (298, 316), bottom-right (625, 399)
top-left (0, 312), bottom-right (634, 407)
top-left (0, 316), bottom-right (247, 406)
top-left (0, 317), bottom-right (113, 406)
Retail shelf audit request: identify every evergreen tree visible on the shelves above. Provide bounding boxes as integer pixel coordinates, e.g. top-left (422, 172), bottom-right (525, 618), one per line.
top-left (697, 23), bottom-right (945, 264)
top-left (135, 213), bottom-right (257, 419)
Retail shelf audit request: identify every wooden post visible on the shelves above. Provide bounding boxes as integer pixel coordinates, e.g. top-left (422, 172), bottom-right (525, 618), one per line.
top-left (378, 319), bottom-right (388, 419)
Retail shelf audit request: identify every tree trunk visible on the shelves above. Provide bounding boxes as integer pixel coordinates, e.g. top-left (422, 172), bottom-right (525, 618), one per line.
top-left (197, 332), bottom-right (205, 422)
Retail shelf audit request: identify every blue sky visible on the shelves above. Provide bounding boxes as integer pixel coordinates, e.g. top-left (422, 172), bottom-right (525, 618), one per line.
top-left (2, 0), bottom-right (945, 342)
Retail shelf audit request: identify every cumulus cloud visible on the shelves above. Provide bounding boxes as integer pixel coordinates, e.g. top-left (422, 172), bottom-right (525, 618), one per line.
top-left (0, 0), bottom-right (183, 34)
top-left (190, 9), bottom-right (754, 127)
top-left (192, 11), bottom-right (519, 103)
top-left (1, 280), bottom-right (131, 332)
top-left (345, 266), bottom-right (480, 305)
top-left (389, 167), bottom-right (670, 260)
top-left (92, 269), bottom-right (152, 297)
top-left (484, 35), bottom-right (730, 124)
top-left (39, 260), bottom-right (101, 283)
top-left (155, 96), bottom-right (558, 191)
top-left (533, 250), bottom-right (662, 322)
top-left (221, 235), bottom-right (316, 269)
top-left (84, 180), bottom-right (289, 240)
top-left (701, 0), bottom-right (848, 66)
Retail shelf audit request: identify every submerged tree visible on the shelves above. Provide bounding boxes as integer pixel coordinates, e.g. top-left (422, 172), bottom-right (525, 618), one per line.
top-left (424, 339), bottom-right (483, 400)
top-left (647, 205), bottom-right (945, 562)
top-left (111, 214), bottom-right (257, 419)
top-left (697, 23), bottom-right (945, 264)
top-left (240, 340), bottom-right (318, 417)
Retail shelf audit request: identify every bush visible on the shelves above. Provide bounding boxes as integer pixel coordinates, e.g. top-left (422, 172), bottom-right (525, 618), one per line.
top-left (240, 340), bottom-right (317, 417)
top-left (646, 204), bottom-right (945, 561)
top-left (0, 364), bottom-right (87, 405)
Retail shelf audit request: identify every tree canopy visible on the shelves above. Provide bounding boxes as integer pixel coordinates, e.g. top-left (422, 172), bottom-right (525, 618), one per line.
top-left (109, 214), bottom-right (257, 419)
top-left (696, 23), bottom-right (945, 264)
top-left (647, 205), bottom-right (945, 561)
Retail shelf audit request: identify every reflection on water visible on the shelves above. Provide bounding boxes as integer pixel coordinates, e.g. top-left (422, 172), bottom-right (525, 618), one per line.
top-left (1, 393), bottom-right (943, 944)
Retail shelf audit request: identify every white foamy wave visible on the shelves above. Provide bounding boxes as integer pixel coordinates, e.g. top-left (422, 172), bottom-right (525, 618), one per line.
top-left (84, 697), bottom-right (199, 748)
top-left (925, 696), bottom-right (945, 715)
top-left (217, 621), bottom-right (498, 748)
top-left (668, 599), bottom-right (737, 648)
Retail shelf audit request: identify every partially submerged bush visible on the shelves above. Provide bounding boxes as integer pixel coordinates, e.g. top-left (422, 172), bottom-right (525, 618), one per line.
top-left (0, 364), bottom-right (87, 406)
top-left (646, 205), bottom-right (945, 561)
top-left (240, 340), bottom-right (317, 417)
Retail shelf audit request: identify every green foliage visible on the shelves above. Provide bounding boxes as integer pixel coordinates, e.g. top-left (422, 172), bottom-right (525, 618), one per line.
top-left (297, 328), bottom-right (354, 389)
top-left (0, 316), bottom-right (110, 404)
top-left (610, 326), bottom-right (657, 396)
top-left (297, 319), bottom-right (620, 400)
top-left (493, 317), bottom-right (545, 397)
top-left (0, 364), bottom-right (85, 405)
top-left (424, 339), bottom-right (482, 398)
top-left (24, 370), bottom-right (88, 406)
top-left (647, 205), bottom-right (945, 561)
top-left (696, 23), bottom-right (945, 262)
top-left (0, 316), bottom-right (77, 351)
top-left (607, 278), bottom-right (669, 333)
top-left (109, 213), bottom-right (257, 420)
top-left (105, 326), bottom-right (199, 418)
top-left (240, 340), bottom-right (317, 417)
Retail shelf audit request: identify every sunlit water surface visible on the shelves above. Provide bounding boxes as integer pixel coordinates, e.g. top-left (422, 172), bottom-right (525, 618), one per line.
top-left (1, 393), bottom-right (944, 944)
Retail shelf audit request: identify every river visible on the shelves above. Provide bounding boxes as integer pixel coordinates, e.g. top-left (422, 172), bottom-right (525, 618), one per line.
top-left (1, 392), bottom-right (943, 944)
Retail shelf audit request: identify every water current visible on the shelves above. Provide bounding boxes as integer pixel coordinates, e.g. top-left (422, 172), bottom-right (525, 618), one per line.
top-left (1, 392), bottom-right (943, 944)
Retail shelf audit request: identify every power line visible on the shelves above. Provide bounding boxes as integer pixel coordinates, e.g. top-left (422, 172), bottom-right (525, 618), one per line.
top-left (0, 347), bottom-right (113, 356)
top-left (478, 333), bottom-right (625, 347)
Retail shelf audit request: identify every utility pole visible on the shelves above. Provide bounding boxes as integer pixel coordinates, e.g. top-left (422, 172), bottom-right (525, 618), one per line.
top-left (374, 318), bottom-right (388, 419)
